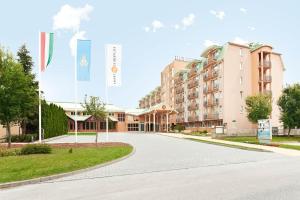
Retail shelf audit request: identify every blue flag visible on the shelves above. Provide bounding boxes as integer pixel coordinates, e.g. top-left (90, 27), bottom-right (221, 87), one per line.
top-left (77, 39), bottom-right (91, 81)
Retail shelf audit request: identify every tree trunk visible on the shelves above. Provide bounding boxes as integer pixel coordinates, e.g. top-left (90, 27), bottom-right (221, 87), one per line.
top-left (288, 128), bottom-right (291, 137)
top-left (21, 120), bottom-right (27, 135)
top-left (7, 122), bottom-right (11, 148)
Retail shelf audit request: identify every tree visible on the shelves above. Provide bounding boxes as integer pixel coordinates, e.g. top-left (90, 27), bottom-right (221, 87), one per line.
top-left (245, 94), bottom-right (272, 124)
top-left (17, 44), bottom-right (34, 75)
top-left (16, 44), bottom-right (38, 135)
top-left (82, 96), bottom-right (107, 143)
top-left (0, 48), bottom-right (37, 147)
top-left (278, 84), bottom-right (300, 136)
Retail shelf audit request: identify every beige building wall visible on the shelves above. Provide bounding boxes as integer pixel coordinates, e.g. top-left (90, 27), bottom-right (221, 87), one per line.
top-left (222, 43), bottom-right (253, 132)
top-left (0, 124), bottom-right (20, 139)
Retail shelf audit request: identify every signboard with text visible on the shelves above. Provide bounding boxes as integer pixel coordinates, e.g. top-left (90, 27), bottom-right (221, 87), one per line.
top-left (258, 119), bottom-right (272, 144)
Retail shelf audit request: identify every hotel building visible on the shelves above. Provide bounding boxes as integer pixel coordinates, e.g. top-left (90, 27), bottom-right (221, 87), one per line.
top-left (138, 42), bottom-right (284, 135)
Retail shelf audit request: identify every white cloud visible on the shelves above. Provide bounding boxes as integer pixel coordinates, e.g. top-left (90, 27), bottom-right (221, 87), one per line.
top-left (248, 26), bottom-right (256, 31)
top-left (232, 37), bottom-right (249, 45)
top-left (152, 20), bottom-right (164, 32)
top-left (69, 31), bottom-right (86, 56)
top-left (210, 10), bottom-right (225, 20)
top-left (204, 40), bottom-right (219, 47)
top-left (181, 13), bottom-right (195, 29)
top-left (53, 4), bottom-right (93, 32)
top-left (144, 26), bottom-right (150, 32)
top-left (174, 24), bottom-right (180, 30)
top-left (240, 8), bottom-right (247, 14)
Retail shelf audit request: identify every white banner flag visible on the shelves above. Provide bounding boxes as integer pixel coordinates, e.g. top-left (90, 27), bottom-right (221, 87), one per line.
top-left (106, 44), bottom-right (122, 87)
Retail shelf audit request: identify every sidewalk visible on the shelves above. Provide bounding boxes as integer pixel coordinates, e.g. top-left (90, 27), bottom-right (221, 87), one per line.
top-left (159, 133), bottom-right (300, 157)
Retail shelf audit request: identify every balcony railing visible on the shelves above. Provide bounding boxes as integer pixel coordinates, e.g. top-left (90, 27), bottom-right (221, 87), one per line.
top-left (188, 92), bottom-right (199, 99)
top-left (175, 98), bottom-right (184, 104)
top-left (188, 80), bottom-right (199, 89)
top-left (188, 103), bottom-right (199, 111)
top-left (260, 75), bottom-right (272, 82)
top-left (262, 90), bottom-right (272, 96)
top-left (176, 107), bottom-right (184, 113)
top-left (203, 113), bottom-right (219, 120)
top-left (212, 70), bottom-right (219, 78)
top-left (175, 87), bottom-right (184, 94)
top-left (259, 60), bottom-right (272, 68)
top-left (188, 116), bottom-right (199, 122)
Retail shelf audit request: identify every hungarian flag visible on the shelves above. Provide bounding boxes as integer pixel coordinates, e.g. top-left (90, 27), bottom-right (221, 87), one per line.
top-left (39, 32), bottom-right (54, 72)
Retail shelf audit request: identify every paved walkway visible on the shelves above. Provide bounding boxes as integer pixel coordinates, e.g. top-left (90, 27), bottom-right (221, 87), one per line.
top-left (159, 133), bottom-right (300, 156)
top-left (1, 133), bottom-right (300, 200)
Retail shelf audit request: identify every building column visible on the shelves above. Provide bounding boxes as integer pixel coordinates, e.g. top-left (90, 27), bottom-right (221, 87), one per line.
top-left (166, 113), bottom-right (169, 133)
top-left (148, 114), bottom-right (151, 132)
top-left (153, 112), bottom-right (156, 132)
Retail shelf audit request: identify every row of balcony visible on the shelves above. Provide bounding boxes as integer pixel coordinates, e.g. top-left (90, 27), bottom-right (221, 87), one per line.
top-left (175, 113), bottom-right (220, 122)
top-left (175, 98), bottom-right (184, 104)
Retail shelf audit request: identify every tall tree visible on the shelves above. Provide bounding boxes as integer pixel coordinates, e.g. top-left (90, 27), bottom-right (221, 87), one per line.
top-left (278, 84), bottom-right (300, 136)
top-left (245, 94), bottom-right (272, 124)
top-left (17, 44), bottom-right (34, 75)
top-left (0, 48), bottom-right (37, 147)
top-left (82, 96), bottom-right (107, 143)
top-left (16, 44), bottom-right (38, 134)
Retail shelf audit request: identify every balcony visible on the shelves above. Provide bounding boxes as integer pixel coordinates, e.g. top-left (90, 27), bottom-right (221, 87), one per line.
top-left (189, 68), bottom-right (198, 78)
top-left (260, 75), bottom-right (272, 82)
top-left (262, 90), bottom-right (272, 96)
top-left (203, 113), bottom-right (219, 120)
top-left (259, 60), bottom-right (272, 68)
top-left (188, 103), bottom-right (199, 111)
top-left (176, 107), bottom-right (184, 113)
top-left (175, 87), bottom-right (184, 94)
top-left (188, 116), bottom-right (198, 122)
top-left (188, 92), bottom-right (199, 100)
top-left (187, 80), bottom-right (199, 89)
top-left (175, 77), bottom-right (184, 85)
top-left (212, 70), bottom-right (219, 79)
top-left (175, 97), bottom-right (184, 104)
top-left (176, 117), bottom-right (185, 123)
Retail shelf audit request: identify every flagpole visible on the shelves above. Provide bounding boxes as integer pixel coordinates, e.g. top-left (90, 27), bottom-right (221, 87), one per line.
top-left (105, 46), bottom-right (109, 142)
top-left (74, 41), bottom-right (78, 143)
top-left (38, 31), bottom-right (42, 143)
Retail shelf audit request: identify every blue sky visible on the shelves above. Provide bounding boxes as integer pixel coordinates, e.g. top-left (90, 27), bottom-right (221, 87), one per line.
top-left (1, 0), bottom-right (299, 108)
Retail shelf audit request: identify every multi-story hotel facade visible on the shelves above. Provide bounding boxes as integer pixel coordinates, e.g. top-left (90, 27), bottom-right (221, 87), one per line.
top-left (138, 42), bottom-right (284, 135)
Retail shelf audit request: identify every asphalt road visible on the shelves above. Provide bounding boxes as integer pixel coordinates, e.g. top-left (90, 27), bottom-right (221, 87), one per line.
top-left (1, 133), bottom-right (300, 200)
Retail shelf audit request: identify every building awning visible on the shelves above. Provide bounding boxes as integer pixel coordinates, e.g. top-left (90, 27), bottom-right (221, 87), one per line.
top-left (108, 116), bottom-right (118, 122)
top-left (67, 114), bottom-right (92, 122)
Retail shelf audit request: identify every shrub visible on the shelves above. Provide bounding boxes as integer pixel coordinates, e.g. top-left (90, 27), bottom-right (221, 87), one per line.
top-left (7, 134), bottom-right (37, 143)
top-left (0, 148), bottom-right (20, 157)
top-left (20, 144), bottom-right (52, 155)
top-left (174, 124), bottom-right (185, 132)
top-left (202, 130), bottom-right (208, 134)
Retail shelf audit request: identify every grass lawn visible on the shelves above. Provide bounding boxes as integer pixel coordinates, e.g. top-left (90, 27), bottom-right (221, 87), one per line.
top-left (222, 136), bottom-right (300, 144)
top-left (68, 132), bottom-right (97, 136)
top-left (188, 138), bottom-right (268, 152)
top-left (0, 146), bottom-right (132, 183)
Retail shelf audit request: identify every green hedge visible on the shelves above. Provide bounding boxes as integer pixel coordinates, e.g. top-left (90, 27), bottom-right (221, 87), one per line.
top-left (6, 134), bottom-right (37, 142)
top-left (42, 101), bottom-right (68, 139)
top-left (20, 144), bottom-right (52, 155)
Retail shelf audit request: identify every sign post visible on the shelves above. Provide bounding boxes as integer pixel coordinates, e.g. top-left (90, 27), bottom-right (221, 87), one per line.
top-left (257, 119), bottom-right (272, 144)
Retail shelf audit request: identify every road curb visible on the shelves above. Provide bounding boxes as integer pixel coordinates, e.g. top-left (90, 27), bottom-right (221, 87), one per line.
top-left (0, 145), bottom-right (135, 190)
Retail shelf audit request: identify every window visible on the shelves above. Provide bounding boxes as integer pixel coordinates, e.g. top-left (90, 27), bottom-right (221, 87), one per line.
top-left (240, 77), bottom-right (243, 85)
top-left (128, 123), bottom-right (139, 131)
top-left (71, 112), bottom-right (75, 115)
top-left (118, 113), bottom-right (125, 121)
top-left (240, 48), bottom-right (243, 57)
top-left (240, 62), bottom-right (243, 70)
